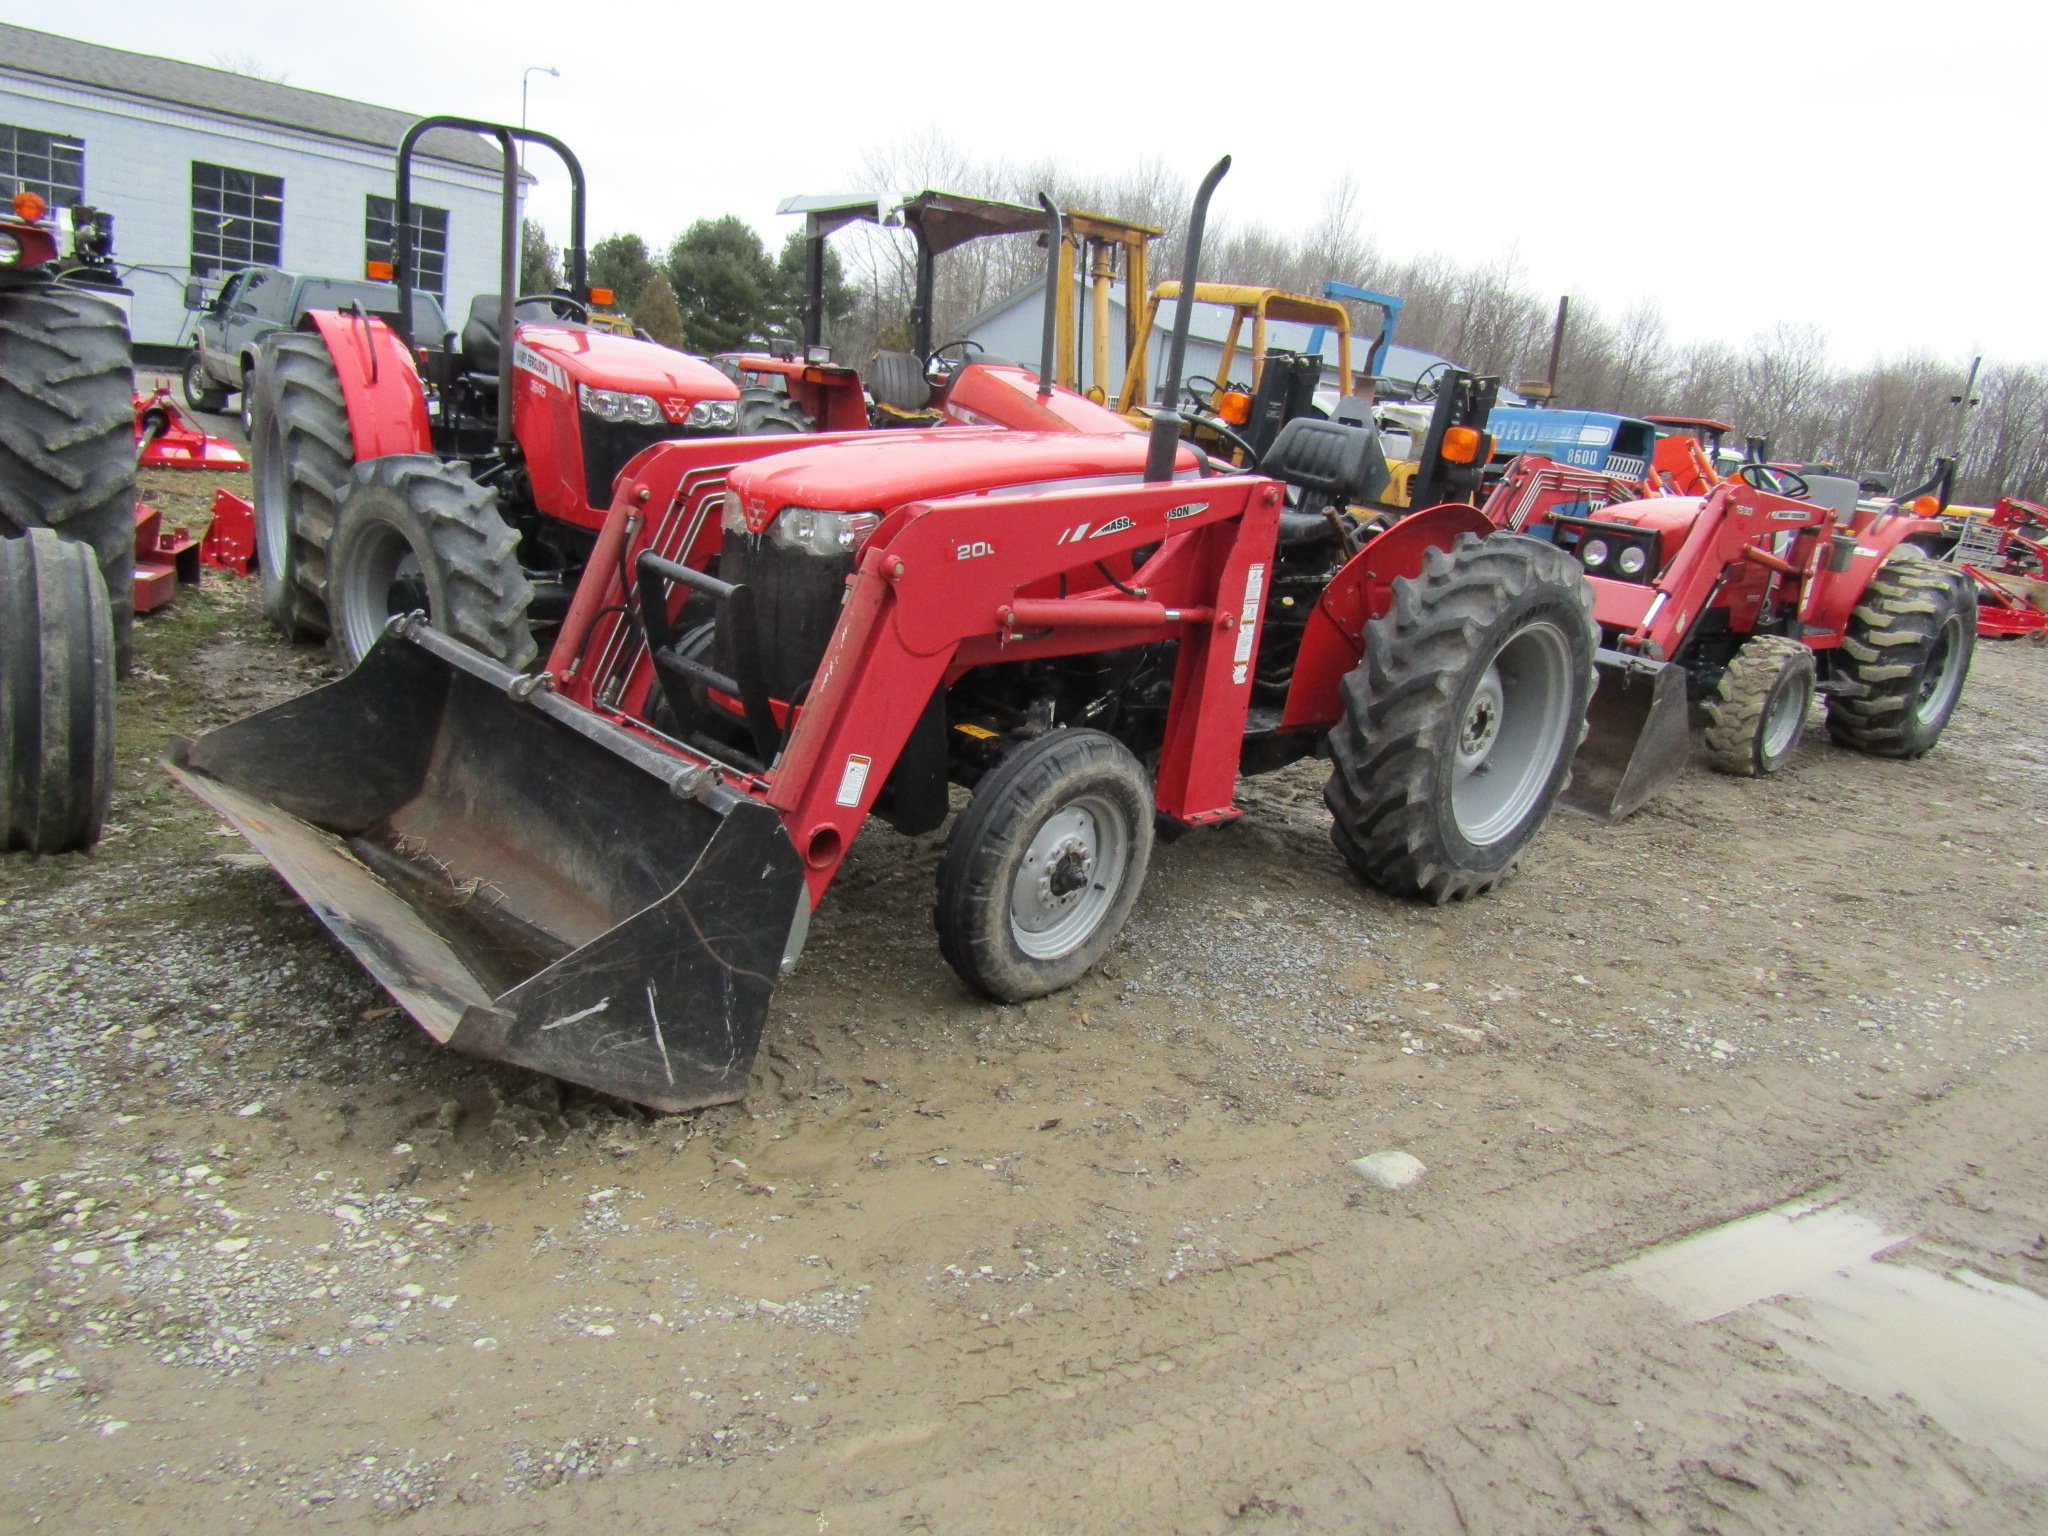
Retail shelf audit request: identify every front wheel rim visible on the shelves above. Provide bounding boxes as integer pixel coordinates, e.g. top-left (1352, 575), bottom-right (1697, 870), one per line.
top-left (1761, 668), bottom-right (1809, 759)
top-left (1451, 620), bottom-right (1574, 846)
top-left (1010, 793), bottom-right (1132, 960)
top-left (336, 520), bottom-right (427, 662)
top-left (1916, 615), bottom-right (1968, 725)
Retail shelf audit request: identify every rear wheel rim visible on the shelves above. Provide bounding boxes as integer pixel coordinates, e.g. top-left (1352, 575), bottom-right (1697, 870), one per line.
top-left (1916, 614), bottom-right (1967, 725)
top-left (253, 415), bottom-right (290, 580)
top-left (1010, 793), bottom-right (1131, 960)
top-left (1761, 667), bottom-right (1808, 759)
top-left (336, 520), bottom-right (427, 662)
top-left (1452, 621), bottom-right (1573, 846)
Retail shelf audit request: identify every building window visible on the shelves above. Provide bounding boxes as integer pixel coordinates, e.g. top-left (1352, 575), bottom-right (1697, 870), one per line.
top-left (365, 196), bottom-right (448, 296)
top-left (0, 123), bottom-right (85, 207)
top-left (190, 162), bottom-right (283, 278)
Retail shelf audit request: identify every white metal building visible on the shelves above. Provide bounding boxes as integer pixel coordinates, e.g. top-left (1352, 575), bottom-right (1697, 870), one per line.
top-left (0, 24), bottom-right (515, 360)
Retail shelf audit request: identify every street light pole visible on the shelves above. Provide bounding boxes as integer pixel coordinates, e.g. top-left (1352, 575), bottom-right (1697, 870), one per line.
top-left (519, 66), bottom-right (558, 164)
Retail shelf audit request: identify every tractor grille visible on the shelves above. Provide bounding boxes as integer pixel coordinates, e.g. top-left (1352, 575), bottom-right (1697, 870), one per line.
top-left (714, 534), bottom-right (856, 703)
top-left (579, 418), bottom-right (723, 514)
top-left (1604, 454), bottom-right (1647, 482)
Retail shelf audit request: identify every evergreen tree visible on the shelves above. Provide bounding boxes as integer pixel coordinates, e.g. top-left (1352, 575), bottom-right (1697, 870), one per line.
top-left (590, 233), bottom-right (656, 315)
top-left (632, 272), bottom-right (688, 350)
top-left (665, 216), bottom-right (782, 354)
top-left (776, 228), bottom-right (852, 340)
top-left (519, 218), bottom-right (561, 296)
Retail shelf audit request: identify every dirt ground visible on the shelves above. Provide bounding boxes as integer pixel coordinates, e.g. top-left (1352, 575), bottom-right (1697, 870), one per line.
top-left (3, 468), bottom-right (2047, 1534)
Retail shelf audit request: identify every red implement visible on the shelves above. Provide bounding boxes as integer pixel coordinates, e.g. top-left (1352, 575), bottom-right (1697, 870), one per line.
top-left (134, 388), bottom-right (247, 471)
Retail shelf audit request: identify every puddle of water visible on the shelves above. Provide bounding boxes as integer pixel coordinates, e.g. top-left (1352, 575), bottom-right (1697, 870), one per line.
top-left (1615, 1197), bottom-right (2048, 1475)
top-left (1613, 1200), bottom-right (1900, 1322)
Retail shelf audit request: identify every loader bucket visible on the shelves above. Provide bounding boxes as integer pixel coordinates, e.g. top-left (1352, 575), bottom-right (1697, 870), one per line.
top-left (1559, 649), bottom-right (1691, 824)
top-left (166, 622), bottom-right (804, 1113)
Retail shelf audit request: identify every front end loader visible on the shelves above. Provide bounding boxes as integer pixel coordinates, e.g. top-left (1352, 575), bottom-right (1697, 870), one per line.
top-left (173, 159), bottom-right (1600, 1113)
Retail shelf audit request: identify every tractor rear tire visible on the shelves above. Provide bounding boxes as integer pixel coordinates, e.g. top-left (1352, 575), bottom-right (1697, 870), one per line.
top-left (181, 351), bottom-right (230, 414)
top-left (736, 391), bottom-right (810, 435)
top-left (1826, 560), bottom-right (1977, 758)
top-left (1324, 532), bottom-right (1596, 903)
top-left (934, 728), bottom-right (1153, 1001)
top-left (327, 454), bottom-right (535, 670)
top-left (0, 282), bottom-right (136, 673)
top-left (1702, 634), bottom-right (1815, 776)
top-left (250, 331), bottom-right (352, 641)
top-left (1, 528), bottom-right (115, 853)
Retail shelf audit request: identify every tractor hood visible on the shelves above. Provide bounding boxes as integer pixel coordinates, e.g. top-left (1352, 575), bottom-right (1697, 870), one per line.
top-left (514, 322), bottom-right (739, 403)
top-left (725, 429), bottom-right (1204, 530)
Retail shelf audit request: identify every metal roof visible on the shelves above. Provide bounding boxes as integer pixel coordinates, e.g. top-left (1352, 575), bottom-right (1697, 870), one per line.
top-left (0, 24), bottom-right (505, 174)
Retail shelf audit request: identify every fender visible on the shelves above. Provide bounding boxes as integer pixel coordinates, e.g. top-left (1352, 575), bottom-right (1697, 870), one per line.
top-left (1803, 512), bottom-right (1948, 646)
top-left (303, 309), bottom-right (431, 461)
top-left (1279, 502), bottom-right (1495, 732)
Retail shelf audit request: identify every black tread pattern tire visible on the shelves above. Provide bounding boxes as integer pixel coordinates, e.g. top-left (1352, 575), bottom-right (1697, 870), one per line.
top-left (1, 528), bottom-right (115, 853)
top-left (1825, 560), bottom-right (1978, 758)
top-left (1702, 634), bottom-right (1815, 776)
top-left (1323, 532), bottom-right (1596, 904)
top-left (328, 454), bottom-right (535, 669)
top-left (934, 728), bottom-right (1154, 1002)
top-left (181, 350), bottom-right (229, 414)
top-left (0, 282), bottom-right (136, 672)
top-left (736, 393), bottom-right (811, 435)
top-left (250, 331), bottom-right (352, 640)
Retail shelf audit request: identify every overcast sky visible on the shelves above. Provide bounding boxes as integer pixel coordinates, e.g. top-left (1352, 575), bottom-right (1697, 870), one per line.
top-left (17, 0), bottom-right (2044, 368)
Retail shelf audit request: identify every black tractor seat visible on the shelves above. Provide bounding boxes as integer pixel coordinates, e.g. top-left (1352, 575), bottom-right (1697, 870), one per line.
top-left (462, 295), bottom-right (585, 376)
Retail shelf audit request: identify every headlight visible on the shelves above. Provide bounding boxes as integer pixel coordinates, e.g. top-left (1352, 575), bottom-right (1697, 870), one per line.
top-left (721, 489), bottom-right (747, 534)
top-left (685, 399), bottom-right (737, 431)
top-left (1581, 538), bottom-right (1610, 569)
top-left (1616, 544), bottom-right (1649, 576)
top-left (0, 232), bottom-right (19, 266)
top-left (769, 506), bottom-right (881, 557)
top-left (578, 383), bottom-right (663, 425)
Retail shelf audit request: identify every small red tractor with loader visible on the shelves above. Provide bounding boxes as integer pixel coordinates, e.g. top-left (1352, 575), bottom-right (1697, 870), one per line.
top-left (172, 156), bottom-right (1603, 1112)
top-left (1474, 433), bottom-right (1976, 819)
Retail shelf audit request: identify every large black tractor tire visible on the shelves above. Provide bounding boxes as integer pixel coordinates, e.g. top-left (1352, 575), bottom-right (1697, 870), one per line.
top-left (1826, 559), bottom-right (1978, 758)
top-left (326, 454), bottom-right (535, 670)
top-left (1702, 634), bottom-right (1815, 776)
top-left (250, 330), bottom-right (352, 641)
top-left (736, 390), bottom-right (810, 436)
top-left (0, 282), bottom-right (136, 673)
top-left (181, 350), bottom-right (230, 414)
top-left (1, 529), bottom-right (116, 853)
top-left (1325, 532), bottom-right (1596, 903)
top-left (935, 728), bottom-right (1154, 1001)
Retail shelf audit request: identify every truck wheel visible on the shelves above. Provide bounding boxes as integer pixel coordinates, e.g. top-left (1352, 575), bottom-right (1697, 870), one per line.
top-left (250, 332), bottom-right (351, 640)
top-left (1324, 532), bottom-right (1596, 903)
top-left (328, 454), bottom-right (535, 669)
top-left (1, 529), bottom-right (115, 853)
top-left (1826, 561), bottom-right (1977, 758)
top-left (934, 728), bottom-right (1153, 1001)
top-left (181, 350), bottom-right (229, 414)
top-left (1702, 634), bottom-right (1814, 776)
top-left (0, 282), bottom-right (136, 673)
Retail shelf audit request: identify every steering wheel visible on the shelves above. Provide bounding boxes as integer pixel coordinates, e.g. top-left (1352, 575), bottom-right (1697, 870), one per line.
top-left (1181, 374), bottom-right (1222, 413)
top-left (1411, 361), bottom-right (1451, 402)
top-left (1185, 411), bottom-right (1260, 469)
top-left (515, 292), bottom-right (589, 322)
top-left (1735, 462), bottom-right (1811, 499)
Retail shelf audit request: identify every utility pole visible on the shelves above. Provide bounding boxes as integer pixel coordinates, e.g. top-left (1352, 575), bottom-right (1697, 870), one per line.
top-left (1544, 295), bottom-right (1569, 408)
top-left (1948, 354), bottom-right (1982, 459)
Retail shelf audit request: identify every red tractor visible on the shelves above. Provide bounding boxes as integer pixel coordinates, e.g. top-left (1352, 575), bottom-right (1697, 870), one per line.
top-left (1479, 444), bottom-right (1977, 819)
top-left (247, 116), bottom-right (755, 668)
top-left (171, 158), bottom-right (1601, 1111)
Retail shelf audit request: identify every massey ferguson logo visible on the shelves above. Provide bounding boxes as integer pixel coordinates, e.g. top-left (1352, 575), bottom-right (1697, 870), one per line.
top-left (1089, 516), bottom-right (1137, 539)
top-left (512, 341), bottom-right (567, 393)
top-left (1165, 501), bottom-right (1209, 520)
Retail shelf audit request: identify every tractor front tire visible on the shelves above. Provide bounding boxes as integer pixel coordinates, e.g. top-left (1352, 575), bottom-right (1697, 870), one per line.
top-left (1, 529), bottom-right (115, 853)
top-left (934, 728), bottom-right (1153, 1001)
top-left (0, 282), bottom-right (136, 673)
top-left (181, 350), bottom-right (230, 414)
top-left (1324, 532), bottom-right (1596, 903)
top-left (1826, 561), bottom-right (1977, 758)
top-left (327, 454), bottom-right (535, 670)
top-left (250, 331), bottom-right (353, 641)
top-left (1702, 634), bottom-right (1815, 776)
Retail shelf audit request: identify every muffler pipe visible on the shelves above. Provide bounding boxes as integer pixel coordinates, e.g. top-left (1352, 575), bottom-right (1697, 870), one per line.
top-left (1145, 154), bottom-right (1231, 483)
